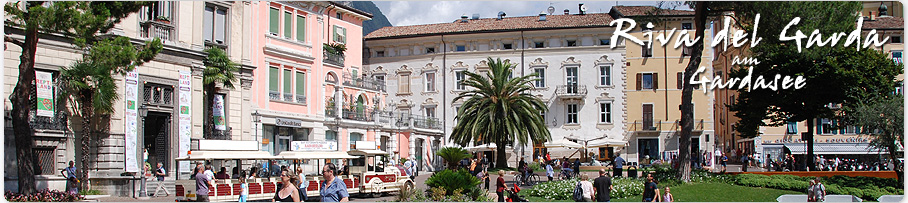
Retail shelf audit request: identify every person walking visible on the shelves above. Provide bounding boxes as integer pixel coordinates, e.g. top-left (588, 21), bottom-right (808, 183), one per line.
top-left (496, 170), bottom-right (508, 202)
top-left (742, 154), bottom-right (749, 172)
top-left (195, 165), bottom-right (213, 202)
top-left (721, 154), bottom-right (728, 173)
top-left (60, 161), bottom-right (79, 194)
top-left (662, 187), bottom-right (673, 202)
top-left (579, 174), bottom-right (595, 202)
top-left (642, 175), bottom-right (660, 202)
top-left (320, 163), bottom-right (349, 202)
top-left (153, 162), bottom-right (171, 197)
top-left (593, 169), bottom-right (613, 202)
top-left (807, 180), bottom-right (817, 202)
top-left (298, 168), bottom-right (308, 202)
top-left (238, 173), bottom-right (249, 202)
top-left (546, 162), bottom-right (555, 181)
top-left (813, 177), bottom-right (826, 202)
top-left (613, 155), bottom-right (625, 177)
top-left (274, 168), bottom-right (301, 202)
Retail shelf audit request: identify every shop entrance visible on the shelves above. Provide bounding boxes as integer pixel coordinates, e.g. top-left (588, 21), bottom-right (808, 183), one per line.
top-left (144, 111), bottom-right (172, 170)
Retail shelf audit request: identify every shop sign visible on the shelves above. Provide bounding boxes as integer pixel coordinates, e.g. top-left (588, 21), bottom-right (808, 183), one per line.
top-left (292, 141), bottom-right (337, 151)
top-left (276, 118), bottom-right (303, 128)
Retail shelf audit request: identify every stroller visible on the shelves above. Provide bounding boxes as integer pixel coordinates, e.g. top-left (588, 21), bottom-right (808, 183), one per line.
top-left (506, 184), bottom-right (529, 202)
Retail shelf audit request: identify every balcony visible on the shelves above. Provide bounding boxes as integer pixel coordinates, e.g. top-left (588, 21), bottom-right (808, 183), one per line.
top-left (29, 113), bottom-right (68, 131)
top-left (204, 127), bottom-right (232, 140)
top-left (631, 120), bottom-right (663, 131)
top-left (283, 93), bottom-right (293, 102)
top-left (325, 107), bottom-right (338, 118)
top-left (412, 115), bottom-right (442, 130)
top-left (555, 85), bottom-right (587, 99)
top-left (295, 95), bottom-right (307, 104)
top-left (341, 108), bottom-right (374, 122)
top-left (343, 72), bottom-right (386, 92)
top-left (269, 91), bottom-right (281, 101)
top-left (323, 52), bottom-right (345, 67)
top-left (140, 20), bottom-right (174, 42)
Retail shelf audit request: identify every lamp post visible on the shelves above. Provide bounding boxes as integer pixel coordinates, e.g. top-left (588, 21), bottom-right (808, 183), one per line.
top-left (252, 111), bottom-right (261, 150)
top-left (138, 105), bottom-right (148, 198)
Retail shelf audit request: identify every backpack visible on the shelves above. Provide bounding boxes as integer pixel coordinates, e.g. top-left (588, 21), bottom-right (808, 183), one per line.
top-left (572, 182), bottom-right (584, 202)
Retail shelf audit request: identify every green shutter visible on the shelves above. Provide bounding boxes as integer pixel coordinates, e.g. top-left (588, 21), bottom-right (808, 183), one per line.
top-left (269, 67), bottom-right (279, 92)
top-left (296, 72), bottom-right (306, 95)
top-left (284, 11), bottom-right (292, 38)
top-left (332, 25), bottom-right (339, 42)
top-left (269, 8), bottom-right (280, 34)
top-left (283, 69), bottom-right (291, 94)
top-left (296, 15), bottom-right (305, 41)
top-left (341, 27), bottom-right (347, 43)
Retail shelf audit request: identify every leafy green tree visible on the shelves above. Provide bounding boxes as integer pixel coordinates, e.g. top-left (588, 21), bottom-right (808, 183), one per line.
top-left (847, 95), bottom-right (903, 182)
top-left (728, 2), bottom-right (899, 171)
top-left (450, 57), bottom-right (550, 168)
top-left (201, 47), bottom-right (239, 139)
top-left (60, 37), bottom-right (162, 190)
top-left (437, 147), bottom-right (471, 170)
top-left (4, 1), bottom-right (152, 193)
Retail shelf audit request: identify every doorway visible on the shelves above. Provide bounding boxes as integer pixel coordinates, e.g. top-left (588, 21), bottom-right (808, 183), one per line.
top-left (415, 138), bottom-right (424, 171)
top-left (144, 111), bottom-right (172, 170)
top-left (638, 138), bottom-right (659, 165)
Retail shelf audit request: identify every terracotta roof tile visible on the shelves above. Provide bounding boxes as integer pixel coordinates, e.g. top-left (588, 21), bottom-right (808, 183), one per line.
top-left (862, 16), bottom-right (903, 29)
top-left (365, 13), bottom-right (614, 39)
top-left (611, 6), bottom-right (694, 17)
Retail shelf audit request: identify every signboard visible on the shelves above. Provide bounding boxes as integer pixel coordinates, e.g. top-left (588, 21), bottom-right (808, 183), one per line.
top-left (213, 94), bottom-right (226, 130)
top-left (124, 71), bottom-right (139, 172)
top-left (178, 70), bottom-right (192, 173)
top-left (35, 71), bottom-right (54, 117)
top-left (276, 118), bottom-right (302, 128)
top-left (355, 141), bottom-right (377, 150)
top-left (291, 141), bottom-right (338, 151)
top-left (198, 140), bottom-right (259, 151)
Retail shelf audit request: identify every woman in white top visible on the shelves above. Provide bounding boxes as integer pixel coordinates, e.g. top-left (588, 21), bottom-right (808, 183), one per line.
top-left (580, 174), bottom-right (595, 202)
top-left (545, 162), bottom-right (554, 181)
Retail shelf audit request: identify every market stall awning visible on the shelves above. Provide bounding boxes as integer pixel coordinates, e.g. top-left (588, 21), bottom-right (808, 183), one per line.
top-left (464, 143), bottom-right (514, 152)
top-left (277, 151), bottom-right (359, 159)
top-left (587, 138), bottom-right (627, 148)
top-left (175, 150), bottom-right (278, 160)
top-left (782, 143), bottom-right (887, 155)
top-left (544, 138), bottom-right (583, 149)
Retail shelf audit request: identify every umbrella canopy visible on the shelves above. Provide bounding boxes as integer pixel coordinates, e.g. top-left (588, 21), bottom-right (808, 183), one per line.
top-left (175, 150), bottom-right (278, 161)
top-left (587, 138), bottom-right (627, 148)
top-left (544, 138), bottom-right (583, 148)
top-left (464, 143), bottom-right (515, 152)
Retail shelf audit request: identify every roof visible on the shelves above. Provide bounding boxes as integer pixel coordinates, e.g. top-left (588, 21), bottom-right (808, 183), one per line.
top-left (330, 1), bottom-right (373, 18)
top-left (175, 150), bottom-right (278, 160)
top-left (365, 13), bottom-right (615, 39)
top-left (863, 16), bottom-right (903, 30)
top-left (610, 6), bottom-right (695, 17)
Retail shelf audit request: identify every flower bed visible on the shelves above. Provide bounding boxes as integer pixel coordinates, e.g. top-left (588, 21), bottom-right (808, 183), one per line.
top-left (732, 174), bottom-right (903, 200)
top-left (526, 177), bottom-right (644, 200)
top-left (5, 190), bottom-right (84, 202)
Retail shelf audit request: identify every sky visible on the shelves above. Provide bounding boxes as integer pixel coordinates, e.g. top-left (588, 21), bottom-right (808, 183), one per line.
top-left (374, 1), bottom-right (678, 26)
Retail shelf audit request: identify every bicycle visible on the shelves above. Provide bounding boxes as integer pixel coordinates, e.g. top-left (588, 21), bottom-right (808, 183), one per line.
top-left (557, 169), bottom-right (579, 180)
top-left (514, 173), bottom-right (541, 186)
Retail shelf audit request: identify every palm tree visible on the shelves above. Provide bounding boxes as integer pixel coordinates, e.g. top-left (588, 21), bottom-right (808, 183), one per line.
top-left (450, 57), bottom-right (550, 168)
top-left (59, 37), bottom-right (162, 189)
top-left (202, 47), bottom-right (238, 139)
top-left (437, 147), bottom-right (471, 170)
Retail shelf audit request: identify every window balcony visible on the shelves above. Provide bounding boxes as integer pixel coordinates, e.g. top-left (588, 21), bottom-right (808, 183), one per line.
top-left (283, 93), bottom-right (293, 102)
top-left (295, 95), bottom-right (307, 105)
top-left (341, 107), bottom-right (374, 122)
top-left (325, 107), bottom-right (338, 118)
top-left (555, 85), bottom-right (587, 99)
top-left (412, 115), bottom-right (442, 130)
top-left (140, 20), bottom-right (174, 42)
top-left (269, 91), bottom-right (281, 101)
top-left (29, 113), bottom-right (68, 131)
top-left (631, 120), bottom-right (662, 131)
top-left (323, 52), bottom-right (344, 67)
top-left (343, 72), bottom-right (386, 92)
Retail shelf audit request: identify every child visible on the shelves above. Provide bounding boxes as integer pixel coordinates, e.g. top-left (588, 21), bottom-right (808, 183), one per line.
top-left (663, 187), bottom-right (673, 202)
top-left (238, 174), bottom-right (248, 202)
top-left (545, 162), bottom-right (554, 181)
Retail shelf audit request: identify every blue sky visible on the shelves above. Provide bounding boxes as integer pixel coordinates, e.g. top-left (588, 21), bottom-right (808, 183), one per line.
top-left (374, 1), bottom-right (677, 26)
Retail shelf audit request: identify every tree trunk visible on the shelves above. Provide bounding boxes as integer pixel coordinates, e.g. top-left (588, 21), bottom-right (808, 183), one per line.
top-left (887, 145), bottom-right (902, 183)
top-left (678, 1), bottom-right (709, 183)
top-left (80, 91), bottom-right (93, 190)
top-left (204, 83), bottom-right (214, 138)
top-left (11, 21), bottom-right (41, 194)
top-left (496, 141), bottom-right (508, 168)
top-left (806, 117), bottom-right (815, 171)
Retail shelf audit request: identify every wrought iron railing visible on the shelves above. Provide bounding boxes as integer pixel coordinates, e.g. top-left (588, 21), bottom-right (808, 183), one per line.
top-left (412, 115), bottom-right (442, 130)
top-left (29, 113), bottom-right (68, 131)
top-left (375, 110), bottom-right (394, 125)
top-left (140, 20), bottom-right (174, 42)
top-left (323, 52), bottom-right (344, 67)
top-left (341, 108), bottom-right (374, 122)
top-left (295, 95), bottom-right (306, 104)
top-left (555, 85), bottom-right (587, 98)
top-left (631, 120), bottom-right (663, 131)
top-left (204, 127), bottom-right (232, 140)
top-left (269, 91), bottom-right (280, 101)
top-left (343, 72), bottom-right (386, 92)
top-left (325, 107), bottom-right (337, 118)
top-left (283, 93), bottom-right (293, 102)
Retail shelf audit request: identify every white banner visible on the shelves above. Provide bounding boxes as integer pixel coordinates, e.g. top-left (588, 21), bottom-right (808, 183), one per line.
top-left (124, 71), bottom-right (139, 172)
top-left (35, 71), bottom-right (54, 117)
top-left (292, 141), bottom-right (338, 151)
top-left (178, 71), bottom-right (192, 173)
top-left (213, 94), bottom-right (226, 130)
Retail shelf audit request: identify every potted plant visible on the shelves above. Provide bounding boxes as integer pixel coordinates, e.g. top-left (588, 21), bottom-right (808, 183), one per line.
top-left (323, 43), bottom-right (347, 55)
top-left (155, 15), bottom-right (171, 23)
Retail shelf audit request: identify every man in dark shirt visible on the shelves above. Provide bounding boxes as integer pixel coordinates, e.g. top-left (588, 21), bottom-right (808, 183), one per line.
top-left (593, 169), bottom-right (613, 202)
top-left (195, 165), bottom-right (213, 202)
top-left (642, 176), bottom-right (660, 202)
top-left (613, 155), bottom-right (625, 177)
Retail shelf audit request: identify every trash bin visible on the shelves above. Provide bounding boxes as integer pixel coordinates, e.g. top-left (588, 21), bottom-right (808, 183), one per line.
top-left (628, 167), bottom-right (637, 178)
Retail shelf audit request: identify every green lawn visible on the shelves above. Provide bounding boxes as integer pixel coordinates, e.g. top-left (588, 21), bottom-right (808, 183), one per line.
top-left (611, 182), bottom-right (804, 202)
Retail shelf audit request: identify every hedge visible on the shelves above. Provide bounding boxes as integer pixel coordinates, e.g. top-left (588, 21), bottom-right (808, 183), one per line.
top-left (732, 174), bottom-right (903, 200)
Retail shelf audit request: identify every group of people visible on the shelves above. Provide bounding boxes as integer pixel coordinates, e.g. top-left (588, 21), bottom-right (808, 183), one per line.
top-left (191, 162), bottom-right (350, 202)
top-left (572, 169), bottom-right (620, 202)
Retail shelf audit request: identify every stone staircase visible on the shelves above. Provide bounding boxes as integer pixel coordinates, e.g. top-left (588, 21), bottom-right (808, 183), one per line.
top-left (143, 180), bottom-right (175, 197)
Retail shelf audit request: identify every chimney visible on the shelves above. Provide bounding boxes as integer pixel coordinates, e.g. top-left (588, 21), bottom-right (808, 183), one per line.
top-left (472, 13), bottom-right (480, 20)
top-left (538, 11), bottom-right (547, 21)
top-left (461, 14), bottom-right (469, 23)
top-left (497, 11), bottom-right (506, 20)
top-left (870, 11), bottom-right (875, 21)
top-left (564, 9), bottom-right (570, 15)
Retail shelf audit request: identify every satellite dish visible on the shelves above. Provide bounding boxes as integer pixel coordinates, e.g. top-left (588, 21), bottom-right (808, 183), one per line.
top-left (580, 4), bottom-right (588, 12)
top-left (547, 6), bottom-right (555, 15)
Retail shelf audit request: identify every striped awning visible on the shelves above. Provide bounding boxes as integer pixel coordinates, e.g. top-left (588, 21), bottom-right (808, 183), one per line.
top-left (781, 143), bottom-right (886, 155)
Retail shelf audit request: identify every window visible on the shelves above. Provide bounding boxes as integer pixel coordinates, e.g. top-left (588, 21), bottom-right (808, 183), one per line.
top-left (336, 12), bottom-right (342, 19)
top-left (642, 41), bottom-right (653, 57)
top-left (203, 4), bottom-right (228, 44)
top-left (398, 74), bottom-right (410, 93)
top-left (350, 133), bottom-right (363, 143)
top-left (284, 11), bottom-right (292, 38)
top-left (682, 22), bottom-right (693, 30)
top-left (35, 148), bottom-right (55, 175)
top-left (566, 40), bottom-right (577, 47)
top-left (534, 41), bottom-right (544, 48)
top-left (296, 71), bottom-right (306, 102)
top-left (503, 43), bottom-right (513, 49)
top-left (269, 7), bottom-right (280, 35)
top-left (534, 68), bottom-right (545, 88)
top-left (455, 71), bottom-right (466, 90)
top-left (642, 104), bottom-right (654, 130)
top-left (566, 104), bottom-right (578, 124)
top-left (599, 65), bottom-right (611, 86)
top-left (637, 73), bottom-right (656, 90)
top-left (677, 72), bottom-right (699, 89)
top-left (818, 118), bottom-right (834, 134)
top-left (333, 25), bottom-right (346, 44)
top-left (893, 51), bottom-right (902, 64)
top-left (892, 36), bottom-right (902, 43)
top-left (426, 47), bottom-right (435, 53)
top-left (599, 102), bottom-right (612, 123)
top-left (283, 69), bottom-right (292, 94)
top-left (376, 51), bottom-right (385, 57)
top-left (682, 45), bottom-right (693, 56)
top-left (425, 72), bottom-right (436, 92)
top-left (426, 107), bottom-right (436, 118)
top-left (456, 45), bottom-right (466, 52)
top-left (296, 15), bottom-right (306, 42)
top-left (269, 67), bottom-right (280, 92)
top-left (599, 39), bottom-right (611, 46)
top-left (144, 1), bottom-right (174, 23)
top-left (326, 130), bottom-right (337, 141)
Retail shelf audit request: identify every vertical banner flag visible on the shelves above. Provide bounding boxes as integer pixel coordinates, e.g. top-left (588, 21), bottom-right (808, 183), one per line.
top-left (178, 71), bottom-right (192, 173)
top-left (124, 70), bottom-right (139, 172)
top-left (213, 94), bottom-right (226, 130)
top-left (35, 71), bottom-right (54, 117)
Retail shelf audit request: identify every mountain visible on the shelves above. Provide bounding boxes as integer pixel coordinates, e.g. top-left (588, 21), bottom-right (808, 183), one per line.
top-left (346, 1), bottom-right (393, 35)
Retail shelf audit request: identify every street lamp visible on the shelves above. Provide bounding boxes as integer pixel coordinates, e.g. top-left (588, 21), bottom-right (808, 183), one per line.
top-left (138, 105), bottom-right (148, 198)
top-left (252, 111), bottom-right (261, 150)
